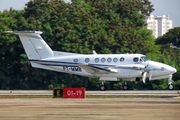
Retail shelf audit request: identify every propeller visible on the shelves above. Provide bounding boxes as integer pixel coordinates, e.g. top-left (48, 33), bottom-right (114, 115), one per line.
top-left (142, 72), bottom-right (147, 83)
top-left (142, 63), bottom-right (153, 84)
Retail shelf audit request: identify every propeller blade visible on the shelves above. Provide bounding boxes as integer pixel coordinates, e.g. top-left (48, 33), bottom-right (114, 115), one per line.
top-left (143, 72), bottom-right (147, 84)
top-left (143, 62), bottom-right (152, 83)
top-left (149, 72), bottom-right (152, 80)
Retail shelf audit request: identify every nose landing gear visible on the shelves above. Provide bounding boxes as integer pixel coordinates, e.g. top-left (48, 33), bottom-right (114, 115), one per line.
top-left (168, 75), bottom-right (175, 90)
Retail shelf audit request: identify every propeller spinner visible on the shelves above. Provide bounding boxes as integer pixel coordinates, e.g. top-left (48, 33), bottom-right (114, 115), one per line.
top-left (142, 64), bottom-right (153, 83)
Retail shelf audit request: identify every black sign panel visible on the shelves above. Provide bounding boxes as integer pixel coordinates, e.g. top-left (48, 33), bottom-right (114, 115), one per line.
top-left (53, 88), bottom-right (64, 98)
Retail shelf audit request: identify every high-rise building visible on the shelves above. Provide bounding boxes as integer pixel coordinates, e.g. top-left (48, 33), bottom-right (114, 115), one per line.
top-left (146, 15), bottom-right (172, 38)
top-left (146, 15), bottom-right (158, 38)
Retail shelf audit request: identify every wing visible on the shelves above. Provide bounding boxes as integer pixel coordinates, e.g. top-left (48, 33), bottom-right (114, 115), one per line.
top-left (77, 64), bottom-right (118, 74)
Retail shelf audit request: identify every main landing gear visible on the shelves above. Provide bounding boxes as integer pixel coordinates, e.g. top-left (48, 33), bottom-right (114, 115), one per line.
top-left (168, 75), bottom-right (175, 90)
top-left (99, 81), bottom-right (129, 91)
top-left (123, 81), bottom-right (129, 90)
top-left (100, 81), bottom-right (106, 91)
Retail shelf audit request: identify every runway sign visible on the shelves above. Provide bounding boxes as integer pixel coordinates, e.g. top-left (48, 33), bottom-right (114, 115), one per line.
top-left (53, 88), bottom-right (85, 98)
top-left (53, 88), bottom-right (64, 98)
top-left (64, 88), bottom-right (85, 98)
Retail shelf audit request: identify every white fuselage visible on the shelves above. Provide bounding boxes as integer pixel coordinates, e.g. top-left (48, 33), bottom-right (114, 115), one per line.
top-left (30, 53), bottom-right (177, 81)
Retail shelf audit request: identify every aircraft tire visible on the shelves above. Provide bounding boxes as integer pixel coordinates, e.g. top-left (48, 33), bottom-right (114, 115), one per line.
top-left (100, 85), bottom-right (106, 91)
top-left (168, 84), bottom-right (175, 90)
top-left (123, 85), bottom-right (129, 90)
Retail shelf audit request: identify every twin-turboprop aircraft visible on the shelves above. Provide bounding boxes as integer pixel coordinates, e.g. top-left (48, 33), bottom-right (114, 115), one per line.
top-left (5, 31), bottom-right (177, 90)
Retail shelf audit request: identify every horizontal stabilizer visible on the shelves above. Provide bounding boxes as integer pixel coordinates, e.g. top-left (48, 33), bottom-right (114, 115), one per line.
top-left (4, 31), bottom-right (43, 34)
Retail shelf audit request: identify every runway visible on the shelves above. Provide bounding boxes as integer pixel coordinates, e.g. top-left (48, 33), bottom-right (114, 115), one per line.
top-left (0, 90), bottom-right (179, 97)
top-left (0, 90), bottom-right (180, 120)
top-left (0, 98), bottom-right (179, 120)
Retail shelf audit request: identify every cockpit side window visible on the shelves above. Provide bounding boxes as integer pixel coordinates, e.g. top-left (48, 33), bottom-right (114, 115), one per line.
top-left (140, 58), bottom-right (143, 62)
top-left (133, 57), bottom-right (139, 62)
top-left (141, 56), bottom-right (150, 62)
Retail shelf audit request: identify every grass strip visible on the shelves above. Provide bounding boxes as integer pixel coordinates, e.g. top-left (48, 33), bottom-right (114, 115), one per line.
top-left (86, 95), bottom-right (160, 98)
top-left (0, 95), bottom-right (52, 98)
top-left (0, 95), bottom-right (160, 98)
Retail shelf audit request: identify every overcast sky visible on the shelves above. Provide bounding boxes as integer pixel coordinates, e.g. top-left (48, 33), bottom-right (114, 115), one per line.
top-left (0, 0), bottom-right (179, 28)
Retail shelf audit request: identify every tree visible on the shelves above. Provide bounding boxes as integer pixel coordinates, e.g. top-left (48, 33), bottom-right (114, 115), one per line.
top-left (156, 27), bottom-right (180, 47)
top-left (155, 27), bottom-right (180, 90)
top-left (0, 0), bottom-right (163, 90)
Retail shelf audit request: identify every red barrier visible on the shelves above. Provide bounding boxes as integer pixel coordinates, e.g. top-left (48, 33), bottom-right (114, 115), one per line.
top-left (64, 88), bottom-right (85, 98)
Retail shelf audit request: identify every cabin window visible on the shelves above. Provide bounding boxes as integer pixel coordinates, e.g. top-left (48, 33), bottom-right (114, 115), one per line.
top-left (73, 59), bottom-right (78, 63)
top-left (101, 58), bottom-right (105, 63)
top-left (120, 57), bottom-right (124, 62)
top-left (95, 58), bottom-right (99, 63)
top-left (133, 57), bottom-right (139, 62)
top-left (113, 58), bottom-right (118, 62)
top-left (107, 58), bottom-right (112, 63)
top-left (85, 58), bottom-right (90, 63)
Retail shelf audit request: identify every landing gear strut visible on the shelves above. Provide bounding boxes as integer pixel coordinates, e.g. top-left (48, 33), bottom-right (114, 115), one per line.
top-left (123, 81), bottom-right (129, 90)
top-left (100, 81), bottom-right (106, 91)
top-left (168, 75), bottom-right (175, 90)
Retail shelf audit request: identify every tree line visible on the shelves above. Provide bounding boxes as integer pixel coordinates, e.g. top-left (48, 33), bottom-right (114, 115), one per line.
top-left (0, 0), bottom-right (179, 90)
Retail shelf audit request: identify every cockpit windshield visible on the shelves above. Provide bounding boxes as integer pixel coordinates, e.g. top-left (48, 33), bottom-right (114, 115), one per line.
top-left (140, 56), bottom-right (151, 62)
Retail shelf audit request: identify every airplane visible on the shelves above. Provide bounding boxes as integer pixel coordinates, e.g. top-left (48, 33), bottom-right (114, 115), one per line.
top-left (4, 31), bottom-right (177, 90)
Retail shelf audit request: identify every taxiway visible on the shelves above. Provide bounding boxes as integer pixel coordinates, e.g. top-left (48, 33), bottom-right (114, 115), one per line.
top-left (0, 90), bottom-right (179, 97)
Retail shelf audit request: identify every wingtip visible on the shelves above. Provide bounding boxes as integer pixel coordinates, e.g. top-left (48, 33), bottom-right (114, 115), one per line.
top-left (109, 69), bottom-right (118, 73)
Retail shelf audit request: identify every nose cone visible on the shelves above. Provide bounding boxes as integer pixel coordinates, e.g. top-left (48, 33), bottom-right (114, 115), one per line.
top-left (148, 61), bottom-right (177, 75)
top-left (168, 67), bottom-right (177, 74)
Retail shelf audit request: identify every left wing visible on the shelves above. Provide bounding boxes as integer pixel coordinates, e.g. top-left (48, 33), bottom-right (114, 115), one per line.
top-left (77, 63), bottom-right (118, 74)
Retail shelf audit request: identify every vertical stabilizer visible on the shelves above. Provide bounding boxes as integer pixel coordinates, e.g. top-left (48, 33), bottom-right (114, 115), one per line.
top-left (4, 31), bottom-right (54, 59)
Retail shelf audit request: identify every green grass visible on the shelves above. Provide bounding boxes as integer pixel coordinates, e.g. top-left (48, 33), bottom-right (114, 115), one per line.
top-left (0, 95), bottom-right (160, 98)
top-left (0, 95), bottom-right (52, 98)
top-left (85, 95), bottom-right (161, 98)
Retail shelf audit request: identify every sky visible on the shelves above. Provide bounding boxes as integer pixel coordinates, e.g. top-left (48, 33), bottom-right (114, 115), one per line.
top-left (149, 0), bottom-right (180, 28)
top-left (0, 0), bottom-right (179, 28)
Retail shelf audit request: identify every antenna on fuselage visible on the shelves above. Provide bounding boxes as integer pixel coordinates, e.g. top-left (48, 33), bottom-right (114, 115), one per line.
top-left (92, 50), bottom-right (97, 55)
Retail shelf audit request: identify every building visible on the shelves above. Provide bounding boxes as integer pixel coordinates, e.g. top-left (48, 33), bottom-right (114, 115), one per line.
top-left (146, 15), bottom-right (158, 38)
top-left (146, 15), bottom-right (172, 38)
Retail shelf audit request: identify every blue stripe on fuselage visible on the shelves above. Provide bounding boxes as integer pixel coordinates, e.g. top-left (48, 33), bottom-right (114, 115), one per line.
top-left (29, 59), bottom-right (143, 70)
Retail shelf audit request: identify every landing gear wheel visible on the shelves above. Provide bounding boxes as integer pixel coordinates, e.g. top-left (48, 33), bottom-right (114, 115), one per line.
top-left (100, 85), bottom-right (106, 91)
top-left (168, 75), bottom-right (175, 90)
top-left (123, 85), bottom-right (129, 90)
top-left (123, 81), bottom-right (129, 90)
top-left (168, 84), bottom-right (175, 90)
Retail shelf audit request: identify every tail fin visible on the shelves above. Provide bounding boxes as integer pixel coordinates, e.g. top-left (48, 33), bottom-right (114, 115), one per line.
top-left (4, 31), bottom-right (54, 59)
